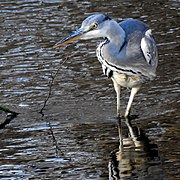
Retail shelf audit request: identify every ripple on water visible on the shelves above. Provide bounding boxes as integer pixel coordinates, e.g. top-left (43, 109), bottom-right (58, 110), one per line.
top-left (0, 0), bottom-right (179, 179)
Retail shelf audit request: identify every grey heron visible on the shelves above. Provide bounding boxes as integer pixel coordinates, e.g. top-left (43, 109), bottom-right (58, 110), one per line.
top-left (53, 14), bottom-right (158, 118)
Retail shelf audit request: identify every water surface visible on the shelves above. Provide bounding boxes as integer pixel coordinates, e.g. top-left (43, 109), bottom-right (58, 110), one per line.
top-left (0, 0), bottom-right (179, 179)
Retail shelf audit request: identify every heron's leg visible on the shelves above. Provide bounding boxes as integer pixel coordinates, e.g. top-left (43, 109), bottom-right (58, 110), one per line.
top-left (125, 86), bottom-right (140, 117)
top-left (112, 80), bottom-right (121, 118)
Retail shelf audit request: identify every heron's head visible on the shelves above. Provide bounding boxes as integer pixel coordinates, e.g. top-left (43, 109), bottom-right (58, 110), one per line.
top-left (53, 14), bottom-right (112, 48)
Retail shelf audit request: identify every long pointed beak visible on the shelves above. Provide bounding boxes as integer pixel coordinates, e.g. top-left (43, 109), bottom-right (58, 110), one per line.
top-left (53, 28), bottom-right (84, 48)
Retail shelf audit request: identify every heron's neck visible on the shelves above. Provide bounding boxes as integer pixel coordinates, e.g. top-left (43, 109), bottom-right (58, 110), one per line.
top-left (102, 21), bottom-right (126, 60)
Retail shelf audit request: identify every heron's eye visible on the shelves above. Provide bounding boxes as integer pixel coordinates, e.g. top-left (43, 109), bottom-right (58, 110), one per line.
top-left (92, 23), bottom-right (98, 29)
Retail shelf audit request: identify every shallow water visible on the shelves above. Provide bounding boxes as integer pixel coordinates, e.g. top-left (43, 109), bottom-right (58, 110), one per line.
top-left (0, 0), bottom-right (179, 179)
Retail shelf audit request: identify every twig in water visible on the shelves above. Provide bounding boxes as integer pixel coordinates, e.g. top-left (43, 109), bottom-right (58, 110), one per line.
top-left (39, 57), bottom-right (69, 115)
top-left (47, 121), bottom-right (64, 156)
top-left (0, 105), bottom-right (18, 129)
top-left (0, 105), bottom-right (18, 114)
top-left (40, 53), bottom-right (76, 158)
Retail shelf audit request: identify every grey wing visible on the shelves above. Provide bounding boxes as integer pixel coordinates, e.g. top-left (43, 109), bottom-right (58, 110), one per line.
top-left (141, 29), bottom-right (158, 70)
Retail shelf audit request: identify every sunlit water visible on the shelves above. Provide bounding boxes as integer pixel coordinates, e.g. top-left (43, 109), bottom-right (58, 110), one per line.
top-left (0, 0), bottom-right (179, 179)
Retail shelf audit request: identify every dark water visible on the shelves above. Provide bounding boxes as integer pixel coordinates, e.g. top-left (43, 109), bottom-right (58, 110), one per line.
top-left (0, 0), bottom-right (179, 179)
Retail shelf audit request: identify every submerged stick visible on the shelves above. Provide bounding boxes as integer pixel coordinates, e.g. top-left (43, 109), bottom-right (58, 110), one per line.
top-left (39, 57), bottom-right (69, 115)
top-left (0, 105), bottom-right (17, 114)
top-left (40, 52), bottom-right (77, 157)
top-left (39, 57), bottom-right (70, 157)
top-left (0, 105), bottom-right (18, 129)
top-left (47, 121), bottom-right (64, 156)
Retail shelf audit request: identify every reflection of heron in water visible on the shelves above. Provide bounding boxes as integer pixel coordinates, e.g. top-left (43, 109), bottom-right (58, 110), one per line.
top-left (108, 117), bottom-right (163, 180)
